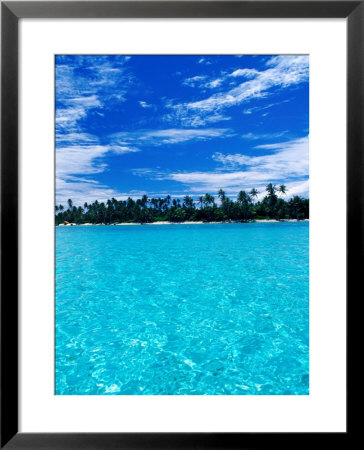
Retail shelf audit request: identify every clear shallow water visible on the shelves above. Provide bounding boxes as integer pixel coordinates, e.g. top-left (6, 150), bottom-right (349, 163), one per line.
top-left (56, 223), bottom-right (309, 395)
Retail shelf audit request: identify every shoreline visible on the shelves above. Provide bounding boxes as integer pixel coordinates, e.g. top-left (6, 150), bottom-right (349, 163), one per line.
top-left (58, 219), bottom-right (309, 227)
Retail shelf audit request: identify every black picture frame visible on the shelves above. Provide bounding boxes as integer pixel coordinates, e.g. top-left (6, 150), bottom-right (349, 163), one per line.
top-left (1, 1), bottom-right (356, 448)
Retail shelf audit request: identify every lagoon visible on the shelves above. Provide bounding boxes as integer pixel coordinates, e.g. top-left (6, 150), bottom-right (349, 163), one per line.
top-left (56, 222), bottom-right (309, 395)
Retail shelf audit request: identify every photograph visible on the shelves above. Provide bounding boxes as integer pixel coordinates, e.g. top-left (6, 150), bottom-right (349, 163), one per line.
top-left (55, 54), bottom-right (309, 396)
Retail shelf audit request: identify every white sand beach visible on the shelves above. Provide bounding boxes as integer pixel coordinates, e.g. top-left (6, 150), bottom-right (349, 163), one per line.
top-left (57, 219), bottom-right (308, 226)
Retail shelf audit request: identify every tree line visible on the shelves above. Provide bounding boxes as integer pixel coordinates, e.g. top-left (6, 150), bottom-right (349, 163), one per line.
top-left (55, 183), bottom-right (309, 225)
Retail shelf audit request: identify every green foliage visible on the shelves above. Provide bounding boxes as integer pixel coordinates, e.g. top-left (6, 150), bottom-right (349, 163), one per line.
top-left (55, 184), bottom-right (309, 225)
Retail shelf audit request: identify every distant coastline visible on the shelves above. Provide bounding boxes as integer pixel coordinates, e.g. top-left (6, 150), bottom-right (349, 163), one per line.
top-left (56, 184), bottom-right (309, 226)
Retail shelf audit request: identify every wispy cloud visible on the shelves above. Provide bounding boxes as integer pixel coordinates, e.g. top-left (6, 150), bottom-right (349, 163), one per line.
top-left (167, 55), bottom-right (308, 126)
top-left (56, 127), bottom-right (231, 204)
top-left (56, 56), bottom-right (136, 204)
top-left (185, 56), bottom-right (308, 111)
top-left (206, 78), bottom-right (223, 88)
top-left (243, 99), bottom-right (291, 115)
top-left (110, 128), bottom-right (232, 147)
top-left (56, 177), bottom-right (191, 207)
top-left (213, 136), bottom-right (308, 176)
top-left (197, 57), bottom-right (212, 65)
top-left (134, 136), bottom-right (309, 198)
top-left (230, 68), bottom-right (259, 78)
top-left (139, 101), bottom-right (152, 108)
top-left (56, 177), bottom-right (126, 206)
top-left (162, 110), bottom-right (231, 127)
top-left (56, 55), bottom-right (132, 134)
top-left (56, 132), bottom-right (99, 146)
top-left (183, 75), bottom-right (224, 90)
top-left (182, 75), bottom-right (207, 87)
top-left (56, 144), bottom-right (139, 180)
top-left (241, 131), bottom-right (288, 140)
top-left (56, 142), bottom-right (139, 205)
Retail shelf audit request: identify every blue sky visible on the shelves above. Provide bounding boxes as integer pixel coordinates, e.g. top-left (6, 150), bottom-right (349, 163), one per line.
top-left (56, 55), bottom-right (309, 206)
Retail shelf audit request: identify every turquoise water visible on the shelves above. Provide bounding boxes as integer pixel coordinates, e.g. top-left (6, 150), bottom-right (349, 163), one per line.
top-left (56, 222), bottom-right (309, 395)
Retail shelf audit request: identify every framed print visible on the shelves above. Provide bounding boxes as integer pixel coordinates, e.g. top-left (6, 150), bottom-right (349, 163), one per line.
top-left (1, 1), bottom-right (357, 448)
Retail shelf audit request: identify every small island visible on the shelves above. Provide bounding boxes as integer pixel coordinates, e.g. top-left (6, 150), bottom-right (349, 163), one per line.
top-left (55, 183), bottom-right (309, 226)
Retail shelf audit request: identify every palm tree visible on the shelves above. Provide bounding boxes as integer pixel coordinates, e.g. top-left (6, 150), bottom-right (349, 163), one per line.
top-left (203, 193), bottom-right (215, 207)
top-left (106, 199), bottom-right (114, 223)
top-left (183, 195), bottom-right (194, 209)
top-left (218, 189), bottom-right (226, 203)
top-left (67, 199), bottom-right (73, 210)
top-left (150, 198), bottom-right (158, 209)
top-left (158, 198), bottom-right (164, 211)
top-left (237, 190), bottom-right (250, 204)
top-left (198, 196), bottom-right (204, 209)
top-left (277, 184), bottom-right (287, 196)
top-left (237, 190), bottom-right (252, 221)
top-left (265, 183), bottom-right (276, 197)
top-left (264, 184), bottom-right (278, 218)
top-left (289, 196), bottom-right (304, 220)
top-left (99, 202), bottom-right (107, 223)
top-left (249, 188), bottom-right (259, 201)
top-left (141, 194), bottom-right (148, 207)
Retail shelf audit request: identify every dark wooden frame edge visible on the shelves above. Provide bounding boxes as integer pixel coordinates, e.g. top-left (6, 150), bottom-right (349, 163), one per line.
top-left (1, 1), bottom-right (358, 448)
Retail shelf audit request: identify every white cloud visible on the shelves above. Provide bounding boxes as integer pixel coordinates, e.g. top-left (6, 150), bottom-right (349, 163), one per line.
top-left (135, 136), bottom-right (309, 198)
top-left (56, 178), bottom-right (177, 207)
top-left (205, 78), bottom-right (223, 89)
top-left (70, 95), bottom-right (101, 107)
top-left (56, 132), bottom-right (99, 146)
top-left (139, 101), bottom-right (152, 108)
top-left (168, 55), bottom-right (308, 125)
top-left (242, 99), bottom-right (291, 115)
top-left (111, 128), bottom-right (232, 146)
top-left (56, 127), bottom-right (230, 204)
top-left (57, 146), bottom-right (107, 178)
top-left (230, 68), bottom-right (259, 78)
top-left (56, 56), bottom-right (132, 135)
top-left (197, 57), bottom-right (212, 65)
top-left (187, 56), bottom-right (308, 111)
top-left (163, 107), bottom-right (231, 127)
top-left (213, 136), bottom-right (308, 177)
top-left (183, 75), bottom-right (207, 87)
top-left (56, 144), bottom-right (139, 178)
top-left (55, 56), bottom-right (138, 204)
top-left (56, 142), bottom-right (140, 205)
top-left (241, 131), bottom-right (288, 140)
top-left (183, 75), bottom-right (223, 90)
top-left (56, 177), bottom-right (125, 206)
top-left (56, 106), bottom-right (88, 132)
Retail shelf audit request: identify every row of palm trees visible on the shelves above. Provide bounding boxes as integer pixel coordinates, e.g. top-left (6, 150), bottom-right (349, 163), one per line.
top-left (55, 183), bottom-right (309, 225)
